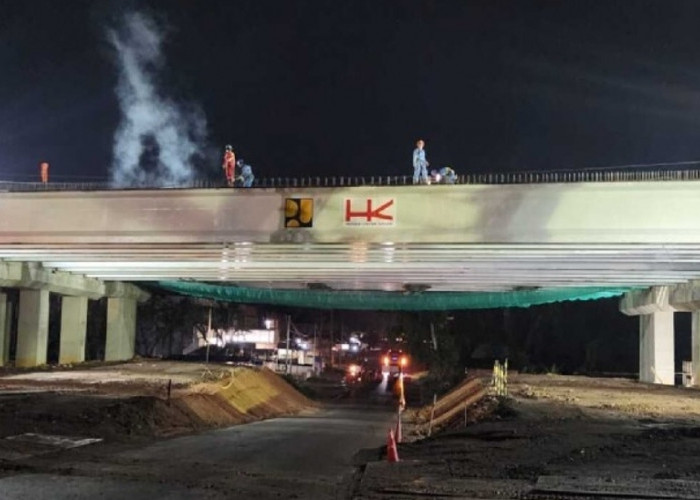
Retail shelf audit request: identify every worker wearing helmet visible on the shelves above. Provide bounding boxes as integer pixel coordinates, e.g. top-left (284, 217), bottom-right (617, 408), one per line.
top-left (39, 161), bottom-right (49, 184)
top-left (412, 139), bottom-right (429, 184)
top-left (222, 145), bottom-right (236, 186)
top-left (440, 166), bottom-right (457, 184)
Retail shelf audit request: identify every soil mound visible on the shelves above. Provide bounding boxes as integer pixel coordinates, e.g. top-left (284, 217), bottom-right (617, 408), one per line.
top-left (0, 364), bottom-right (313, 441)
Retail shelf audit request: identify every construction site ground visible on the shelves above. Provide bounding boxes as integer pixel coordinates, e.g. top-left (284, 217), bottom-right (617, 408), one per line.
top-left (358, 373), bottom-right (700, 499)
top-left (2, 363), bottom-right (700, 498)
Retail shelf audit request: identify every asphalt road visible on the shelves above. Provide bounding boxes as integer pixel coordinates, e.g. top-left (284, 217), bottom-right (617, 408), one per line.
top-left (0, 405), bottom-right (395, 500)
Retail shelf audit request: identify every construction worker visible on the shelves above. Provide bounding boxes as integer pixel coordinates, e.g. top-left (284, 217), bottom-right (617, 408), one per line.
top-left (237, 159), bottom-right (255, 188)
top-left (222, 145), bottom-right (236, 186)
top-left (439, 166), bottom-right (457, 184)
top-left (412, 139), bottom-right (429, 184)
top-left (39, 161), bottom-right (49, 184)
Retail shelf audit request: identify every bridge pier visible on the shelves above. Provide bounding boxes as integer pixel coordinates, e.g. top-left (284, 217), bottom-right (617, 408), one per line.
top-left (621, 282), bottom-right (700, 386)
top-left (0, 293), bottom-right (9, 367)
top-left (0, 262), bottom-right (149, 367)
top-left (15, 289), bottom-right (50, 367)
top-left (639, 311), bottom-right (675, 385)
top-left (620, 286), bottom-right (676, 385)
top-left (692, 312), bottom-right (700, 386)
top-left (105, 297), bottom-right (137, 361)
top-left (59, 296), bottom-right (88, 364)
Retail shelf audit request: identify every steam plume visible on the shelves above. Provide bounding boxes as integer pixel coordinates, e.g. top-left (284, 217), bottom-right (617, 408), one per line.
top-left (107, 12), bottom-right (207, 187)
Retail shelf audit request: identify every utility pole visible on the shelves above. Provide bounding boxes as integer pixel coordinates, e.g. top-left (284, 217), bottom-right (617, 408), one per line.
top-left (313, 323), bottom-right (318, 375)
top-left (329, 310), bottom-right (335, 367)
top-left (285, 314), bottom-right (291, 374)
top-left (206, 306), bottom-right (212, 364)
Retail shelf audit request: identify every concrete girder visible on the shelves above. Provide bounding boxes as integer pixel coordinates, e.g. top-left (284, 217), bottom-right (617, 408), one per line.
top-left (0, 261), bottom-right (150, 302)
top-left (669, 281), bottom-right (700, 312)
top-left (0, 261), bottom-right (104, 299)
top-left (105, 281), bottom-right (151, 303)
top-left (619, 286), bottom-right (673, 316)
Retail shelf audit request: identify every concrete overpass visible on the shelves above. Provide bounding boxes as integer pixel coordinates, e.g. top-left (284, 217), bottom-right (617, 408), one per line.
top-left (2, 178), bottom-right (700, 384)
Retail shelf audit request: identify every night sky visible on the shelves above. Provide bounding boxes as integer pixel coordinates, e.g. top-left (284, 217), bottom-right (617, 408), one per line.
top-left (3, 0), bottom-right (700, 183)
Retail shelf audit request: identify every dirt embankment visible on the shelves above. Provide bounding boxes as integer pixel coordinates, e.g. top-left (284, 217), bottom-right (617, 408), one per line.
top-left (0, 361), bottom-right (313, 440)
top-left (357, 373), bottom-right (700, 499)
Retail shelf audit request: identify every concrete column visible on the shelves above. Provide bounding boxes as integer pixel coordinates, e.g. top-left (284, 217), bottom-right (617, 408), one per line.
top-left (0, 293), bottom-right (7, 367)
top-left (4, 303), bottom-right (10, 366)
top-left (59, 296), bottom-right (88, 364)
top-left (639, 311), bottom-right (675, 385)
top-left (105, 297), bottom-right (137, 361)
top-left (691, 312), bottom-right (700, 386)
top-left (15, 289), bottom-right (50, 367)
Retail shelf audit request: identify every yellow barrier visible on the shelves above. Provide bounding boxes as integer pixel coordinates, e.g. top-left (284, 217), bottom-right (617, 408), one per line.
top-left (492, 359), bottom-right (508, 397)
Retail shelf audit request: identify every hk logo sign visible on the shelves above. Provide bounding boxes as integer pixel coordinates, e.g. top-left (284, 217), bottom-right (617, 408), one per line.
top-left (344, 198), bottom-right (395, 226)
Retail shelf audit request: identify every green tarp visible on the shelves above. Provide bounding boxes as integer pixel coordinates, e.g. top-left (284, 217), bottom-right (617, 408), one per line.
top-left (156, 280), bottom-right (630, 311)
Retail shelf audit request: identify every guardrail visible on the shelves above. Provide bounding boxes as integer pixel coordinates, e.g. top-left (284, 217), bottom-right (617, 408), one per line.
top-left (2, 168), bottom-right (700, 192)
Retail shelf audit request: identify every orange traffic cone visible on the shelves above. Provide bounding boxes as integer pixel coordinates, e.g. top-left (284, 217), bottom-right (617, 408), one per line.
top-left (386, 429), bottom-right (400, 463)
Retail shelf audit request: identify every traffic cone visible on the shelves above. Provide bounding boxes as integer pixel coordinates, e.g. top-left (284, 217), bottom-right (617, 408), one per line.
top-left (386, 429), bottom-right (400, 463)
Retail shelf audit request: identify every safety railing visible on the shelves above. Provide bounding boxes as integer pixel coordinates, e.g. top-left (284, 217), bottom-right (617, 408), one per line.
top-left (2, 167), bottom-right (700, 192)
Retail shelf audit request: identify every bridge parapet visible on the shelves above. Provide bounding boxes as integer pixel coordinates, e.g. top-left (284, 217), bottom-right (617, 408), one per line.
top-left (3, 166), bottom-right (700, 192)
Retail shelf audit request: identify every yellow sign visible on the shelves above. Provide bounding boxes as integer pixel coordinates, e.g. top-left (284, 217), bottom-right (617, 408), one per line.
top-left (285, 198), bottom-right (313, 228)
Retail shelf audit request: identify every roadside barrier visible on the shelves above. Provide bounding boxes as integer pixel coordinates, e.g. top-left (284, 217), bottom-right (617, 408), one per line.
top-left (493, 359), bottom-right (508, 397)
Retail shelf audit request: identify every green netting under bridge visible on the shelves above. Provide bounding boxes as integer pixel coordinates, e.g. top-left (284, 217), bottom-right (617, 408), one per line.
top-left (155, 281), bottom-right (632, 311)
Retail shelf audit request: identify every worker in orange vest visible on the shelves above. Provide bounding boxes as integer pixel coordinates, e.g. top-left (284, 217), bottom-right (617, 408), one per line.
top-left (39, 162), bottom-right (49, 184)
top-left (222, 145), bottom-right (236, 186)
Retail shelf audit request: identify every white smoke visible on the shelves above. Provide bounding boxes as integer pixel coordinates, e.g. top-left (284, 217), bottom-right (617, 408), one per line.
top-left (107, 12), bottom-right (207, 187)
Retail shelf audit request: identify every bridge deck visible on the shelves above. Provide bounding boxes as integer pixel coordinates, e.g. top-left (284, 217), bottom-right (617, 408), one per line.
top-left (1, 181), bottom-right (699, 292)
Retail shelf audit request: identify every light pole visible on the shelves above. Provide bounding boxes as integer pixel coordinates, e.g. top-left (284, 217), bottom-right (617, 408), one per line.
top-left (285, 315), bottom-right (291, 374)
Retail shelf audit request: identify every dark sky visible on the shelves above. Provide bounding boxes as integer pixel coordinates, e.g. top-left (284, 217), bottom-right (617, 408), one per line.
top-left (3, 0), bottom-right (700, 182)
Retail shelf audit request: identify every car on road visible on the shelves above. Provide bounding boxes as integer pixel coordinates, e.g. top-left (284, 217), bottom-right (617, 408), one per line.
top-left (381, 349), bottom-right (409, 378)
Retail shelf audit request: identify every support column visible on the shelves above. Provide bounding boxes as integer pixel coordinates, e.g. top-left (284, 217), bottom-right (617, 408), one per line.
top-left (15, 289), bottom-right (49, 367)
top-left (59, 296), bottom-right (88, 364)
top-left (105, 297), bottom-right (137, 361)
top-left (639, 311), bottom-right (675, 385)
top-left (692, 312), bottom-right (700, 386)
top-left (4, 303), bottom-right (10, 366)
top-left (0, 293), bottom-right (7, 367)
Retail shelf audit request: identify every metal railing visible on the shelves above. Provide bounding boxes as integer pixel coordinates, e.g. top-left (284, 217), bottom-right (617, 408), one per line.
top-left (3, 167), bottom-right (700, 192)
